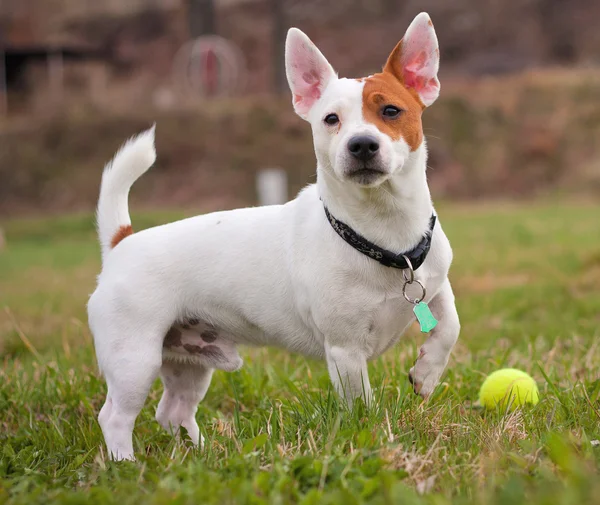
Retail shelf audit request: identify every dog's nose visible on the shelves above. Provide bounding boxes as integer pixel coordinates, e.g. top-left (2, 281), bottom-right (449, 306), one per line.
top-left (347, 135), bottom-right (379, 161)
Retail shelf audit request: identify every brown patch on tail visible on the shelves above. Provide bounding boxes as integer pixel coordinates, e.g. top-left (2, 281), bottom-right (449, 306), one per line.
top-left (110, 225), bottom-right (133, 249)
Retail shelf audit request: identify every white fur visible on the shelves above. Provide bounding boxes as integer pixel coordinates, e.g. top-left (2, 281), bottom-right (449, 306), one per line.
top-left (96, 126), bottom-right (156, 262)
top-left (88, 13), bottom-right (459, 461)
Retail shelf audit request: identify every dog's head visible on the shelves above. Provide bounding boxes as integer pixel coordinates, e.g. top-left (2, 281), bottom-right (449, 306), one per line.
top-left (285, 13), bottom-right (440, 187)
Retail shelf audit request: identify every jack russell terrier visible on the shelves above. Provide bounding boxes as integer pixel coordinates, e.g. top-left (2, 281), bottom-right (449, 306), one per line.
top-left (88, 12), bottom-right (460, 460)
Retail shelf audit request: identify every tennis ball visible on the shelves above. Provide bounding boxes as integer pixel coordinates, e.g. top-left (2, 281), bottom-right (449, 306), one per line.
top-left (479, 368), bottom-right (539, 411)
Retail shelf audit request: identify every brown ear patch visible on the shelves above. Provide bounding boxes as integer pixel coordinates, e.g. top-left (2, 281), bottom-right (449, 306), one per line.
top-left (362, 71), bottom-right (424, 151)
top-left (110, 224), bottom-right (133, 249)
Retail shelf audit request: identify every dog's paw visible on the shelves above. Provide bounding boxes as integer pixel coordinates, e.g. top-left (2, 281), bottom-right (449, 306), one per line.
top-left (108, 450), bottom-right (136, 462)
top-left (408, 352), bottom-right (446, 399)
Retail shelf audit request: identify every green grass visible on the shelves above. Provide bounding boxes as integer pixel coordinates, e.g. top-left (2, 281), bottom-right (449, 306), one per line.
top-left (1, 202), bottom-right (600, 504)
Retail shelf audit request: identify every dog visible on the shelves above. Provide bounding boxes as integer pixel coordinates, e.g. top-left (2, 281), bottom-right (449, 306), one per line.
top-left (88, 12), bottom-right (460, 461)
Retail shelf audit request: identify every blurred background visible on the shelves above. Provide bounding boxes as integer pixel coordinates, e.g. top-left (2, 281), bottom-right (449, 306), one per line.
top-left (1, 0), bottom-right (600, 216)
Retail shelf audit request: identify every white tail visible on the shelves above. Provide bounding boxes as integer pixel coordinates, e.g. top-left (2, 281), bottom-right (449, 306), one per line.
top-left (96, 126), bottom-right (156, 263)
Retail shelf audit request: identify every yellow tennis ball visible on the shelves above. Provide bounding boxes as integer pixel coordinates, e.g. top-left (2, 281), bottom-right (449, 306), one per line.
top-left (479, 368), bottom-right (539, 411)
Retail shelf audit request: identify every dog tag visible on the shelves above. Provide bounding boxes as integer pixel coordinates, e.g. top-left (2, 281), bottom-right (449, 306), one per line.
top-left (413, 302), bottom-right (437, 333)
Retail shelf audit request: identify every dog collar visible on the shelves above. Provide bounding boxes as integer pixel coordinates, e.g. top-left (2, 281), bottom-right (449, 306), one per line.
top-left (323, 206), bottom-right (436, 271)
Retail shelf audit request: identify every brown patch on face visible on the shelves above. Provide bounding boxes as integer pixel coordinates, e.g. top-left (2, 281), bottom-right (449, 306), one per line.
top-left (110, 224), bottom-right (133, 249)
top-left (201, 330), bottom-right (218, 343)
top-left (188, 318), bottom-right (200, 326)
top-left (164, 327), bottom-right (183, 347)
top-left (362, 73), bottom-right (424, 151)
top-left (361, 40), bottom-right (425, 151)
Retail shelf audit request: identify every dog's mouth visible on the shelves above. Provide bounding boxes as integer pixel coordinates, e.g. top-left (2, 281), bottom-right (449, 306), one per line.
top-left (346, 165), bottom-right (388, 186)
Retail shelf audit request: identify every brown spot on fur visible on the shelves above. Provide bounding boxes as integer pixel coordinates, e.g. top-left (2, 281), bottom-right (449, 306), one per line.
top-left (181, 324), bottom-right (191, 330)
top-left (362, 73), bottom-right (424, 150)
top-left (202, 345), bottom-right (227, 362)
top-left (361, 40), bottom-right (425, 151)
top-left (201, 330), bottom-right (217, 343)
top-left (428, 19), bottom-right (433, 26)
top-left (183, 343), bottom-right (203, 354)
top-left (181, 343), bottom-right (227, 364)
top-left (110, 224), bottom-right (133, 249)
top-left (164, 327), bottom-right (182, 347)
top-left (187, 318), bottom-right (200, 326)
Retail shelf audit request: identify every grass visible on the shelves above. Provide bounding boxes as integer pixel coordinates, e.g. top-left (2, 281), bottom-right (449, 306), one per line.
top-left (1, 201), bottom-right (600, 504)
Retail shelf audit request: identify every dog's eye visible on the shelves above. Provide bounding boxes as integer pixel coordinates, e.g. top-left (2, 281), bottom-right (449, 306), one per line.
top-left (382, 106), bottom-right (402, 118)
top-left (324, 113), bottom-right (339, 126)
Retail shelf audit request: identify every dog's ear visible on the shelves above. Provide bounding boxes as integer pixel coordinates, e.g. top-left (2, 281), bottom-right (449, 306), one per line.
top-left (285, 28), bottom-right (336, 120)
top-left (384, 12), bottom-right (440, 107)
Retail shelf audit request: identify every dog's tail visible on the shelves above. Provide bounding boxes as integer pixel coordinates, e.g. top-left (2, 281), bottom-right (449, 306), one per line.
top-left (96, 126), bottom-right (156, 263)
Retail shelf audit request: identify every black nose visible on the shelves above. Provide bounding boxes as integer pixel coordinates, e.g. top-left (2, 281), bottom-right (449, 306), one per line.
top-left (347, 135), bottom-right (380, 161)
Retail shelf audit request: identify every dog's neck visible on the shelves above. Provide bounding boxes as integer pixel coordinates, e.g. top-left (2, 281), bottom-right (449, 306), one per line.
top-left (317, 144), bottom-right (434, 254)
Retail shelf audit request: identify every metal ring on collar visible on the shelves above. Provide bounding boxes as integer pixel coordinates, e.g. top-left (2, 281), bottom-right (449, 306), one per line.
top-left (401, 255), bottom-right (414, 283)
top-left (403, 279), bottom-right (426, 304)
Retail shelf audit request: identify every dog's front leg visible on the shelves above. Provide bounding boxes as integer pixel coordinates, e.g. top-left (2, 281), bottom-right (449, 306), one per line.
top-left (409, 279), bottom-right (460, 398)
top-left (325, 344), bottom-right (372, 408)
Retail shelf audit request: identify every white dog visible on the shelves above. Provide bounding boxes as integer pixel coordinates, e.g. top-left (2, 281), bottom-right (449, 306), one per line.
top-left (88, 12), bottom-right (460, 461)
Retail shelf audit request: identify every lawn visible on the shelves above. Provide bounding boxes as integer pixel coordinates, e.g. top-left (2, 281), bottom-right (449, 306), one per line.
top-left (1, 202), bottom-right (599, 504)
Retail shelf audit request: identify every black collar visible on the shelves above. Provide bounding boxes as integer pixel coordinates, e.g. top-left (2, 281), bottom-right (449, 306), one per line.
top-left (323, 206), bottom-right (436, 270)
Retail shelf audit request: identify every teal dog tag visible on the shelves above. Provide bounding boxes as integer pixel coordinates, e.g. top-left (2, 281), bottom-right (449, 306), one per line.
top-left (413, 302), bottom-right (437, 333)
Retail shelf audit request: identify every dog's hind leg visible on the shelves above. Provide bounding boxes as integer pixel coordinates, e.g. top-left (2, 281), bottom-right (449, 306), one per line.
top-left (98, 345), bottom-right (163, 461)
top-left (155, 361), bottom-right (213, 446)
